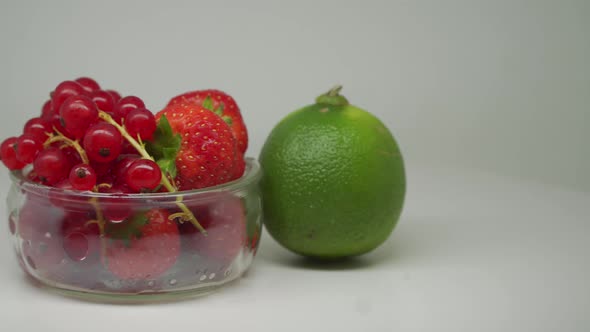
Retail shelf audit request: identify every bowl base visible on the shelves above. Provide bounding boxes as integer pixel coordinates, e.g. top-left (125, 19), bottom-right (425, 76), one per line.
top-left (32, 271), bottom-right (245, 304)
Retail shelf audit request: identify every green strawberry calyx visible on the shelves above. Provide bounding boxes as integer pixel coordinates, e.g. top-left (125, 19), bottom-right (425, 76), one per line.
top-left (146, 114), bottom-right (181, 182)
top-left (202, 96), bottom-right (233, 125)
top-left (105, 211), bottom-right (150, 247)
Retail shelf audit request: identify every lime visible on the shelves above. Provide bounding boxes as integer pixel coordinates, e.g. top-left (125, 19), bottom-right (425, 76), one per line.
top-left (259, 86), bottom-right (406, 259)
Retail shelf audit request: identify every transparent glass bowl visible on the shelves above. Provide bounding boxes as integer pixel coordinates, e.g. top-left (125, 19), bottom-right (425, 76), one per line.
top-left (5, 158), bottom-right (262, 303)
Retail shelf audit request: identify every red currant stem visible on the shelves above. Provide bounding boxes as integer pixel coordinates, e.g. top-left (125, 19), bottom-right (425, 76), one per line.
top-left (172, 196), bottom-right (206, 233)
top-left (43, 128), bottom-right (90, 164)
top-left (89, 197), bottom-right (107, 257)
top-left (84, 219), bottom-right (99, 227)
top-left (96, 183), bottom-right (112, 190)
top-left (97, 111), bottom-right (207, 235)
top-left (97, 112), bottom-right (173, 188)
top-left (39, 125), bottom-right (109, 255)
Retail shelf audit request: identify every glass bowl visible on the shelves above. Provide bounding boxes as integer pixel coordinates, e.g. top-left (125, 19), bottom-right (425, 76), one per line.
top-left (5, 158), bottom-right (262, 303)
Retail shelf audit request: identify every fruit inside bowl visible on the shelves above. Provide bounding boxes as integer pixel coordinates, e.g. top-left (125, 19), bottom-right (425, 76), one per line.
top-left (1, 77), bottom-right (262, 302)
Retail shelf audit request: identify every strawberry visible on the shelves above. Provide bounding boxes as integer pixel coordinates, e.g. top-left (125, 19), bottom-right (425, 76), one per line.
top-left (104, 208), bottom-right (180, 280)
top-left (167, 89), bottom-right (248, 155)
top-left (179, 194), bottom-right (246, 266)
top-left (152, 102), bottom-right (239, 191)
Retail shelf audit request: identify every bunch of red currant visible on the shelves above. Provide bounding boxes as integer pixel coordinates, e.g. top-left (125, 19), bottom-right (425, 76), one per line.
top-left (1, 77), bottom-right (162, 193)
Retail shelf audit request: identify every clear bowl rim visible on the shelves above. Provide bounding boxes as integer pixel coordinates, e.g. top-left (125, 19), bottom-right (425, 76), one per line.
top-left (10, 157), bottom-right (261, 201)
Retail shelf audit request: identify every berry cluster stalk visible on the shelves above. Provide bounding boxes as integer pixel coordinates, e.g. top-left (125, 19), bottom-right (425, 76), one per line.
top-left (43, 129), bottom-right (108, 254)
top-left (44, 129), bottom-right (89, 164)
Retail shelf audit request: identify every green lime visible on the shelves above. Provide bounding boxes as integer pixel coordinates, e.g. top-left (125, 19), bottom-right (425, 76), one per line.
top-left (259, 86), bottom-right (406, 259)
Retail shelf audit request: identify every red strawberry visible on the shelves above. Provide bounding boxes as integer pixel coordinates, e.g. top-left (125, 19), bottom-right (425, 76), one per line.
top-left (104, 209), bottom-right (180, 280)
top-left (155, 102), bottom-right (239, 190)
top-left (167, 89), bottom-right (248, 155)
top-left (233, 154), bottom-right (246, 180)
top-left (179, 195), bottom-right (246, 266)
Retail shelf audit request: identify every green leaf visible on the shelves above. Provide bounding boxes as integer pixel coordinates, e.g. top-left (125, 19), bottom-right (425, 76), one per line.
top-left (157, 158), bottom-right (177, 179)
top-left (202, 97), bottom-right (226, 118)
top-left (202, 96), bottom-right (214, 111)
top-left (214, 103), bottom-right (225, 116)
top-left (105, 212), bottom-right (149, 247)
top-left (222, 115), bottom-right (233, 125)
top-left (146, 115), bottom-right (180, 159)
top-left (146, 114), bottom-right (181, 182)
top-left (162, 147), bottom-right (177, 160)
top-left (162, 115), bottom-right (174, 135)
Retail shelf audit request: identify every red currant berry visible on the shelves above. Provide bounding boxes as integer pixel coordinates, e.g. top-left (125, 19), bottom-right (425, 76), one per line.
top-left (46, 112), bottom-right (69, 137)
top-left (51, 80), bottom-right (86, 112)
top-left (0, 137), bottom-right (25, 170)
top-left (53, 178), bottom-right (73, 190)
top-left (89, 90), bottom-right (115, 114)
top-left (33, 147), bottom-right (69, 185)
top-left (60, 146), bottom-right (83, 167)
top-left (41, 100), bottom-right (54, 120)
top-left (125, 108), bottom-right (156, 141)
top-left (23, 117), bottom-right (52, 143)
top-left (49, 180), bottom-right (94, 213)
top-left (62, 221), bottom-right (100, 263)
top-left (69, 164), bottom-right (97, 191)
top-left (112, 96), bottom-right (145, 123)
top-left (16, 134), bottom-right (43, 164)
top-left (75, 77), bottom-right (100, 94)
top-left (90, 160), bottom-right (116, 184)
top-left (50, 179), bottom-right (73, 203)
top-left (124, 159), bottom-right (162, 192)
top-left (63, 227), bottom-right (89, 262)
top-left (83, 122), bottom-right (122, 163)
top-left (27, 171), bottom-right (43, 184)
top-left (114, 154), bottom-right (140, 184)
top-left (99, 185), bottom-right (133, 222)
top-left (121, 140), bottom-right (138, 154)
top-left (42, 99), bottom-right (67, 137)
top-left (59, 95), bottom-right (99, 139)
top-left (105, 90), bottom-right (122, 102)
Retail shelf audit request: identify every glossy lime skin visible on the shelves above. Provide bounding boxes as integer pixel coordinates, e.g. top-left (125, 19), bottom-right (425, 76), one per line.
top-left (259, 102), bottom-right (406, 259)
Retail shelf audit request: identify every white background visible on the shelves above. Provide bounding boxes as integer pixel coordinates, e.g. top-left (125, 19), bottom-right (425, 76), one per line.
top-left (0, 0), bottom-right (588, 331)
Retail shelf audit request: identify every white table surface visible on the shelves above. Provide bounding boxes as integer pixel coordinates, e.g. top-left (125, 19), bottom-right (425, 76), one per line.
top-left (0, 165), bottom-right (588, 332)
